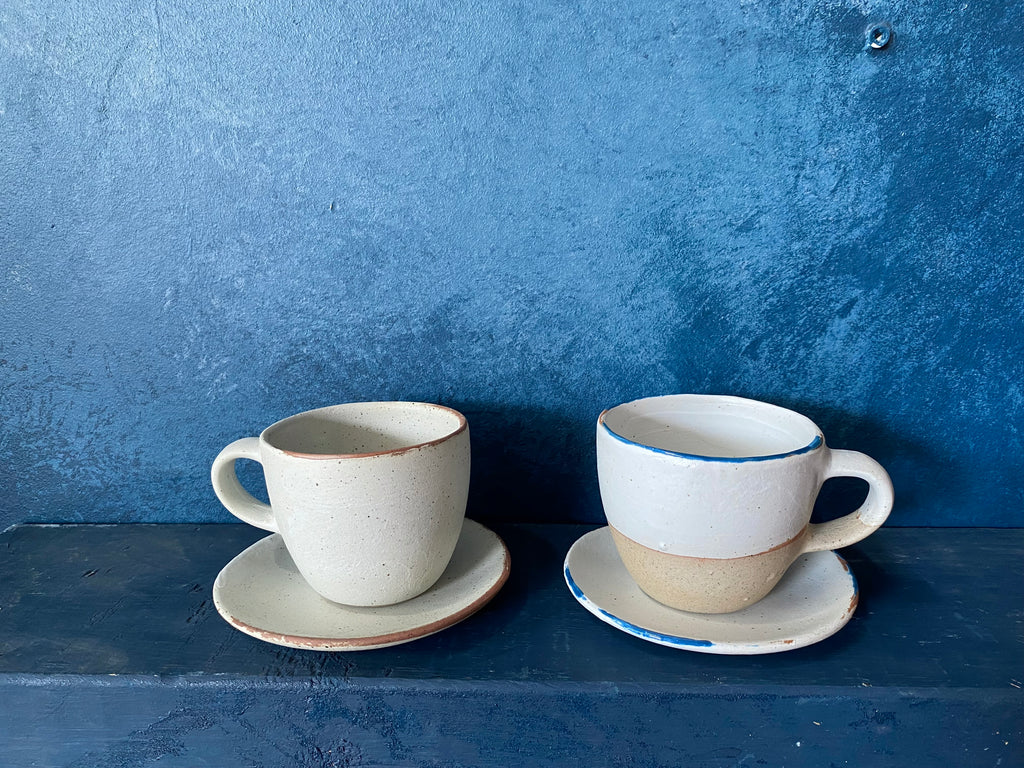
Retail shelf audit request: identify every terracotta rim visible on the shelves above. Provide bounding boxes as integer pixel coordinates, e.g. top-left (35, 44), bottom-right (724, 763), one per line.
top-left (263, 401), bottom-right (468, 460)
top-left (214, 523), bottom-right (511, 651)
top-left (224, 558), bottom-right (509, 650)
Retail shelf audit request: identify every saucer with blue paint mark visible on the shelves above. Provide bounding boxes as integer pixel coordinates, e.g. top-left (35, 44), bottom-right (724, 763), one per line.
top-left (563, 527), bottom-right (858, 654)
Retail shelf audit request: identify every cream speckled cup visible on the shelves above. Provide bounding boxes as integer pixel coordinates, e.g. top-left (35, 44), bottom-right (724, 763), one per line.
top-left (212, 402), bottom-right (469, 607)
top-left (597, 395), bottom-right (893, 614)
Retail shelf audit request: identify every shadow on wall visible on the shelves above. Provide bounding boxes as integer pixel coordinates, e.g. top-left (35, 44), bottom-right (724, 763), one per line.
top-left (450, 395), bottom-right (947, 526)
top-left (775, 397), bottom-right (952, 526)
top-left (216, 395), bottom-right (605, 527)
top-left (451, 400), bottom-right (601, 524)
top-left (0, 390), bottom-right (961, 528)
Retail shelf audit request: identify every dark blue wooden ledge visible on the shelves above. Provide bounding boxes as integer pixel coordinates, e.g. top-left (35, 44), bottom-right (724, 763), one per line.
top-left (1, 523), bottom-right (1021, 767)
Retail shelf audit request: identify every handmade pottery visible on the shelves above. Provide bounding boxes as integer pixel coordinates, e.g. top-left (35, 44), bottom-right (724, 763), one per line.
top-left (211, 401), bottom-right (470, 607)
top-left (564, 526), bottom-right (858, 654)
top-left (597, 394), bottom-right (893, 613)
top-left (214, 519), bottom-right (510, 651)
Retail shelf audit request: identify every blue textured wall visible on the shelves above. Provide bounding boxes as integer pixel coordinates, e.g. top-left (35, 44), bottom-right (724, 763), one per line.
top-left (1, 0), bottom-right (1021, 529)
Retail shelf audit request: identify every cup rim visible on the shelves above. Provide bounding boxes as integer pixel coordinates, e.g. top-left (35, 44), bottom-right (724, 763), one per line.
top-left (261, 401), bottom-right (468, 460)
top-left (598, 394), bottom-right (823, 463)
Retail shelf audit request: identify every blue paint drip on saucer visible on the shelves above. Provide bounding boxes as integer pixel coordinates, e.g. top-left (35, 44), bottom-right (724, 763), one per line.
top-left (564, 566), bottom-right (714, 648)
top-left (836, 553), bottom-right (860, 610)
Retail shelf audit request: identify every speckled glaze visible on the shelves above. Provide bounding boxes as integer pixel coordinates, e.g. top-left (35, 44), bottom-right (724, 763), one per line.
top-left (564, 526), bottom-right (858, 654)
top-left (213, 518), bottom-right (510, 651)
top-left (597, 395), bottom-right (892, 613)
top-left (212, 402), bottom-right (470, 607)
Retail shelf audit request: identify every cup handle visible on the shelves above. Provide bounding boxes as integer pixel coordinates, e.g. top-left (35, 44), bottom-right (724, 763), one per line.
top-left (211, 437), bottom-right (279, 533)
top-left (803, 448), bottom-right (894, 553)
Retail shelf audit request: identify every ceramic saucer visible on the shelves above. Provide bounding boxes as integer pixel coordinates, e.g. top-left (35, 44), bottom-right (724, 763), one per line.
top-left (213, 519), bottom-right (510, 651)
top-left (564, 527), bottom-right (858, 655)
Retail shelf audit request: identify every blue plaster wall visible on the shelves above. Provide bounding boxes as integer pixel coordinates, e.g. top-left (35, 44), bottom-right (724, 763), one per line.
top-left (1, 0), bottom-right (1021, 529)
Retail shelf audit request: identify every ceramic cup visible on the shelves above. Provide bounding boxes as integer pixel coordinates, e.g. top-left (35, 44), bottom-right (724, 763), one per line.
top-left (211, 402), bottom-right (470, 607)
top-left (597, 394), bottom-right (894, 614)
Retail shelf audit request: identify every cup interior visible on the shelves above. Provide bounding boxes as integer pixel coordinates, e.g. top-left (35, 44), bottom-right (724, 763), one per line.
top-left (601, 395), bottom-right (821, 460)
top-left (263, 402), bottom-right (466, 457)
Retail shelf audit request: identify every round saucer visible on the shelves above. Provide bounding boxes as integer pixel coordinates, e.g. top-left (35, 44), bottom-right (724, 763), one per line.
top-left (564, 527), bottom-right (858, 654)
top-left (213, 519), bottom-right (510, 651)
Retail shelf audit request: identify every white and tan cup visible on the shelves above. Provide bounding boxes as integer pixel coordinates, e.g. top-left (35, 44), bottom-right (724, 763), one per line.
top-left (211, 402), bottom-right (470, 607)
top-left (597, 394), bottom-right (894, 614)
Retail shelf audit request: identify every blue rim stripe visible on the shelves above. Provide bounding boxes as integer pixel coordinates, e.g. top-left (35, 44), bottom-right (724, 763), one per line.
top-left (601, 423), bottom-right (822, 463)
top-left (564, 565), bottom-right (714, 648)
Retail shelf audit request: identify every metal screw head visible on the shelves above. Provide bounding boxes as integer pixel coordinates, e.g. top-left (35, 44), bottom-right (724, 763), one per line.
top-left (867, 22), bottom-right (893, 49)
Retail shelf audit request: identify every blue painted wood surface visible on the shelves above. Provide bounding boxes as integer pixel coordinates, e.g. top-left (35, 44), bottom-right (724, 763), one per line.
top-left (1, 523), bottom-right (1020, 766)
top-left (1, 1), bottom-right (1022, 530)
